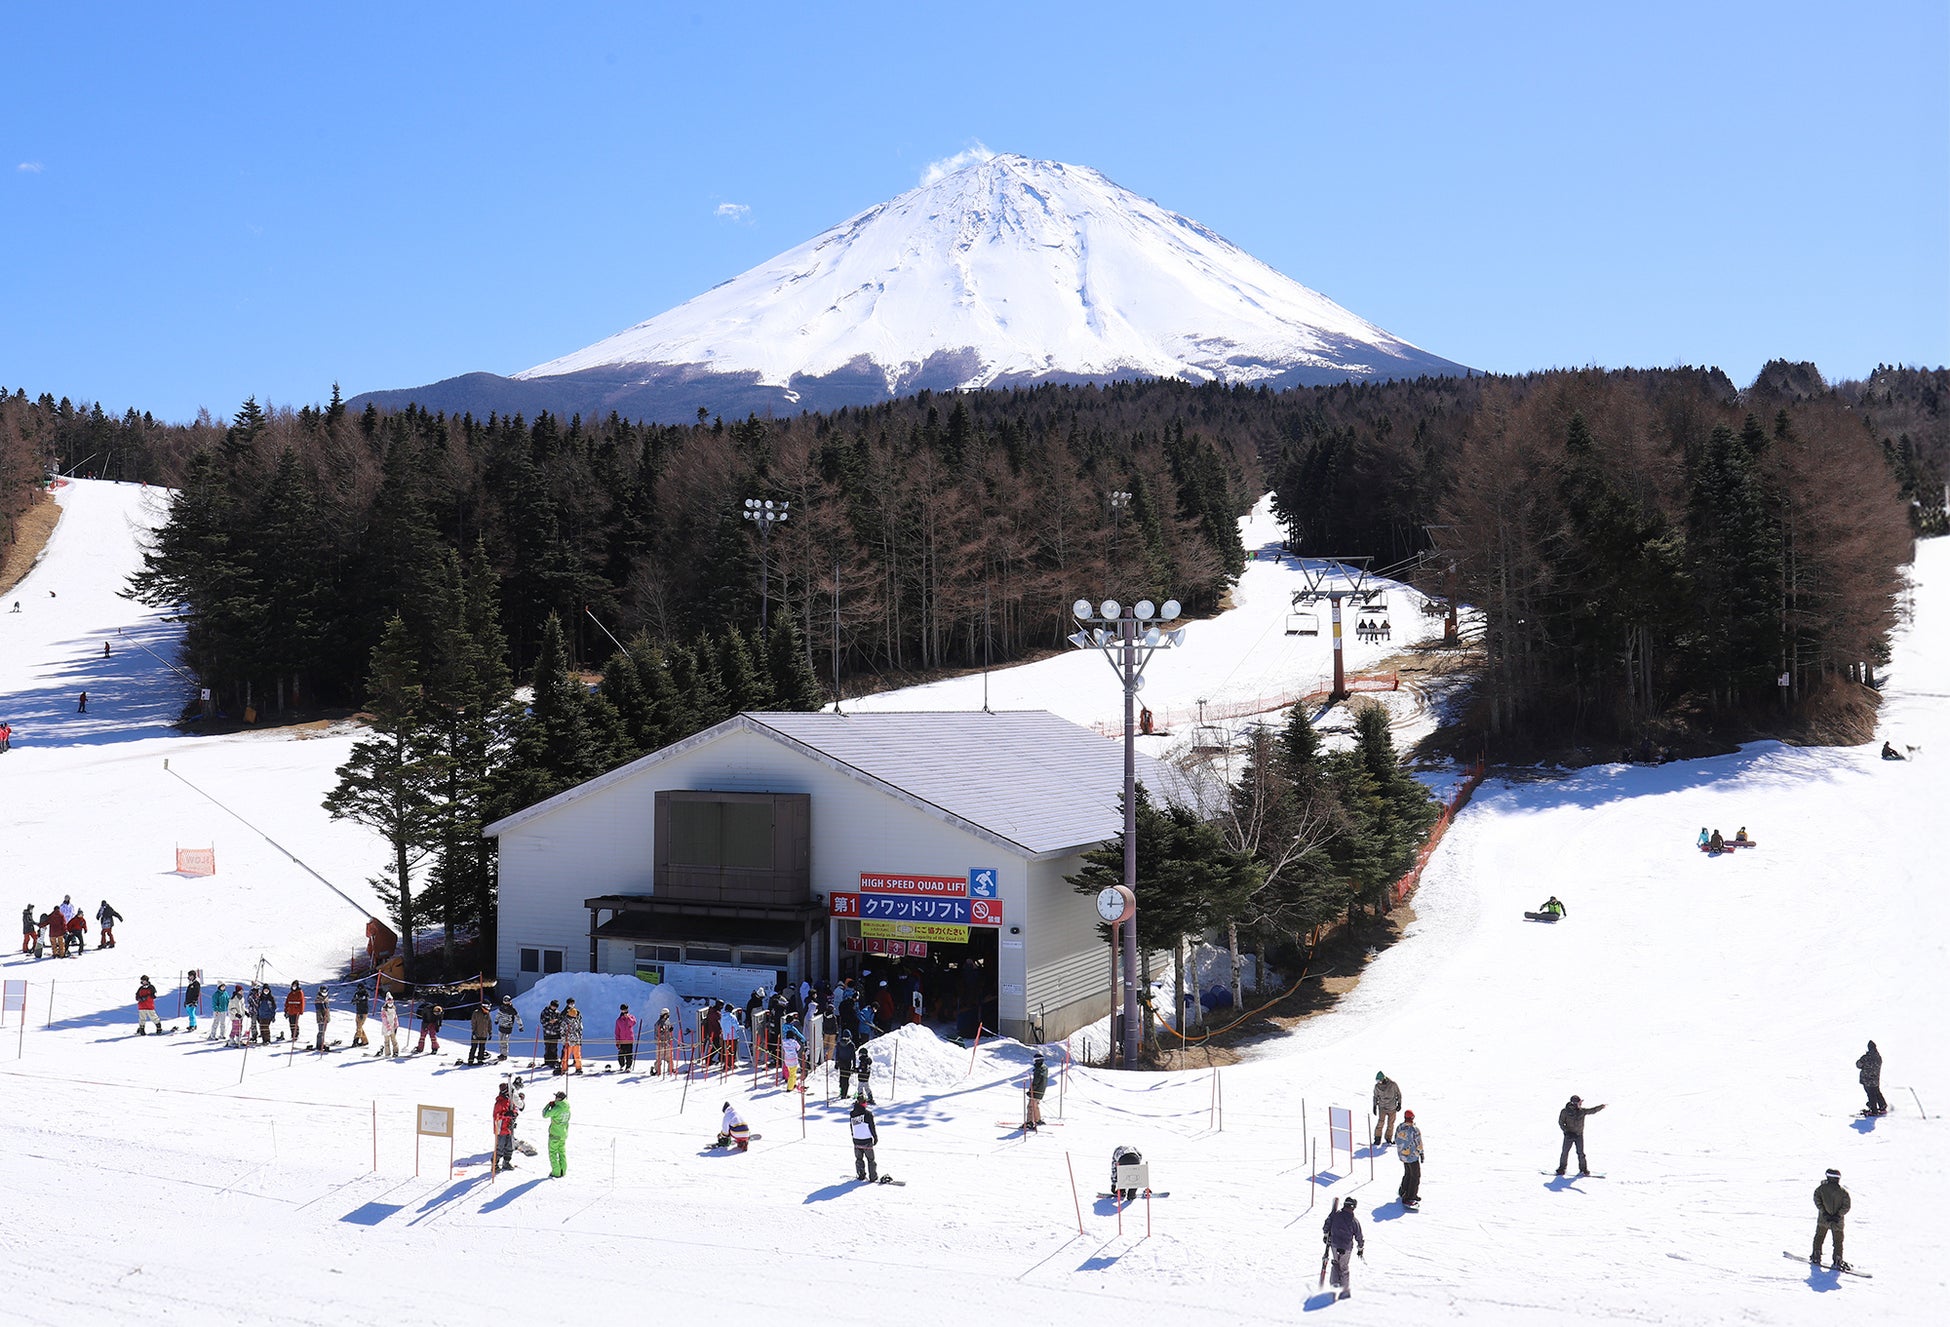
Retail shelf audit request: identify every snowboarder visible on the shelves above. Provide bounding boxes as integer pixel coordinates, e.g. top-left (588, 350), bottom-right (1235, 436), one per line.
top-left (1110, 1144), bottom-right (1144, 1201)
top-left (414, 1001), bottom-right (444, 1054)
top-left (379, 991), bottom-right (400, 1057)
top-left (95, 899), bottom-right (121, 948)
top-left (21, 903), bottom-right (35, 955)
top-left (1856, 1041), bottom-right (1888, 1115)
top-left (1322, 1196), bottom-right (1366, 1300)
top-left (351, 981), bottom-right (370, 1047)
top-left (64, 910), bottom-right (85, 953)
top-left (252, 986), bottom-right (276, 1044)
top-left (1811, 1168), bottom-right (1851, 1270)
top-left (780, 1021), bottom-right (802, 1091)
top-left (279, 982), bottom-right (304, 1042)
top-left (718, 1101), bottom-right (750, 1151)
top-left (540, 999), bottom-right (563, 1069)
top-left (854, 1044), bottom-right (876, 1104)
top-left (835, 1026), bottom-right (857, 1098)
top-left (184, 971), bottom-right (202, 1032)
top-left (1733, 827), bottom-right (1750, 844)
top-left (494, 995), bottom-right (522, 1061)
top-left (1373, 1071), bottom-right (1402, 1145)
top-left (493, 1083), bottom-right (517, 1173)
top-left (1539, 896), bottom-right (1566, 918)
top-left (1707, 829), bottom-right (1726, 854)
top-left (227, 988), bottom-right (246, 1046)
top-left (559, 998), bottom-right (584, 1075)
top-left (468, 1003), bottom-right (492, 1065)
top-left (1025, 1052), bottom-right (1049, 1129)
top-left (543, 1090), bottom-right (571, 1178)
top-left (654, 1008), bottom-right (676, 1075)
top-left (1555, 1094), bottom-right (1606, 1175)
top-left (850, 1093), bottom-right (879, 1181)
top-left (1395, 1109), bottom-right (1424, 1207)
top-left (1697, 827), bottom-right (1710, 849)
top-left (313, 986), bottom-right (332, 1050)
top-left (76, 691), bottom-right (86, 714)
top-left (614, 1004), bottom-right (638, 1072)
top-left (1881, 741), bottom-right (1903, 761)
top-left (134, 975), bottom-right (160, 1034)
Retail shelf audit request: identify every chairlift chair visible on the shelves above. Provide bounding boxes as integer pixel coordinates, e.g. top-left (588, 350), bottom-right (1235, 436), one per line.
top-left (1286, 611), bottom-right (1320, 637)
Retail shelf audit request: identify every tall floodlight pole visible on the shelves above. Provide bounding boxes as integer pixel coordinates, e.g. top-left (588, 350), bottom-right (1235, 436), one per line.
top-left (1067, 595), bottom-right (1186, 1068)
top-left (742, 498), bottom-right (789, 632)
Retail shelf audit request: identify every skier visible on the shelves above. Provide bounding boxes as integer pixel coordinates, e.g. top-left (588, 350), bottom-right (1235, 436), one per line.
top-left (494, 995), bottom-right (522, 1061)
top-left (540, 999), bottom-right (563, 1069)
top-left (835, 1026), bottom-right (857, 1099)
top-left (351, 981), bottom-right (370, 1047)
top-left (1373, 1071), bottom-right (1402, 1146)
top-left (313, 986), bottom-right (332, 1050)
top-left (718, 1101), bottom-right (751, 1151)
top-left (543, 1090), bottom-right (571, 1178)
top-left (854, 1044), bottom-right (876, 1104)
top-left (1395, 1108), bottom-right (1424, 1207)
top-left (1555, 1094), bottom-right (1606, 1176)
top-left (76, 691), bottom-right (86, 713)
top-left (654, 1008), bottom-right (676, 1075)
top-left (208, 979), bottom-right (230, 1040)
top-left (1811, 1167), bottom-right (1851, 1270)
top-left (226, 987), bottom-right (246, 1046)
top-left (1539, 896), bottom-right (1566, 918)
top-left (614, 1004), bottom-right (638, 1072)
top-left (493, 1083), bottom-right (517, 1173)
top-left (1856, 1041), bottom-right (1888, 1115)
top-left (379, 991), bottom-right (400, 1057)
top-left (252, 985), bottom-right (276, 1043)
top-left (184, 971), bottom-right (202, 1032)
top-left (1321, 1196), bottom-right (1366, 1300)
top-left (468, 1002), bottom-right (492, 1065)
top-left (134, 975), bottom-right (160, 1034)
top-left (559, 998), bottom-right (584, 1075)
top-left (850, 1092), bottom-right (880, 1181)
top-left (415, 1002), bottom-right (444, 1055)
top-left (96, 899), bottom-right (122, 948)
top-left (1025, 1052), bottom-right (1049, 1129)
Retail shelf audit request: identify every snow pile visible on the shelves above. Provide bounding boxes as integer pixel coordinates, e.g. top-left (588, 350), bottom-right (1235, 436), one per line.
top-left (860, 1022), bottom-right (971, 1091)
top-left (516, 154), bottom-right (1462, 395)
top-left (512, 972), bottom-right (693, 1038)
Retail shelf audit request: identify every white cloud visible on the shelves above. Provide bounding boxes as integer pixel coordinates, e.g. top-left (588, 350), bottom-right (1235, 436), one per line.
top-left (17, 161), bottom-right (43, 173)
top-left (715, 201), bottom-right (751, 223)
top-left (921, 142), bottom-right (995, 185)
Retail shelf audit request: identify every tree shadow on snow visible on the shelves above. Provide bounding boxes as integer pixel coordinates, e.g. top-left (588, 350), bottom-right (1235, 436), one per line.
top-left (0, 619), bottom-right (195, 747)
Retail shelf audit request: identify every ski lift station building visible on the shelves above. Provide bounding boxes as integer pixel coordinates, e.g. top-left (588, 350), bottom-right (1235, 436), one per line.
top-left (484, 710), bottom-right (1173, 1044)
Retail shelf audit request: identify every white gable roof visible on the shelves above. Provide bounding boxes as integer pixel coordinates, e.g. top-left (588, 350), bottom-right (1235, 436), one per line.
top-left (482, 710), bottom-right (1175, 859)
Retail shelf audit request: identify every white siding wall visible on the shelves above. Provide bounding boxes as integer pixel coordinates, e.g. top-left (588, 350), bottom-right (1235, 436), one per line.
top-left (1023, 851), bottom-right (1114, 1041)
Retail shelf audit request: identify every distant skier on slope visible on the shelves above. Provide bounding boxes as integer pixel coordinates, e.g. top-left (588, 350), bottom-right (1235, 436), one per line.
top-left (1539, 896), bottom-right (1566, 918)
top-left (1881, 741), bottom-right (1903, 761)
top-left (1555, 1095), bottom-right (1605, 1176)
top-left (1855, 1041), bottom-right (1888, 1115)
top-left (96, 899), bottom-right (122, 947)
top-left (1811, 1168), bottom-right (1851, 1270)
top-left (1322, 1197), bottom-right (1365, 1300)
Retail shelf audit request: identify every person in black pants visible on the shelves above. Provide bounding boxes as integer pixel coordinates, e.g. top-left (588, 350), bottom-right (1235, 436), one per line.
top-left (1856, 1042), bottom-right (1888, 1115)
top-left (540, 1000), bottom-right (562, 1069)
top-left (835, 1027), bottom-right (857, 1099)
top-left (854, 1045), bottom-right (875, 1104)
top-left (1555, 1095), bottom-right (1606, 1175)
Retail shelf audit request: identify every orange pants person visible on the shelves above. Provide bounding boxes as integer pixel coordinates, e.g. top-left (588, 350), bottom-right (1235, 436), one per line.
top-left (561, 1042), bottom-right (583, 1073)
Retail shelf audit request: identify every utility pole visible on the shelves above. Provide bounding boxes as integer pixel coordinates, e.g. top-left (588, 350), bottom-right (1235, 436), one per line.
top-left (742, 498), bottom-right (789, 632)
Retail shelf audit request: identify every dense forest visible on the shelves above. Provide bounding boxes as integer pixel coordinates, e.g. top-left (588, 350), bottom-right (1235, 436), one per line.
top-left (3, 362), bottom-right (1941, 750)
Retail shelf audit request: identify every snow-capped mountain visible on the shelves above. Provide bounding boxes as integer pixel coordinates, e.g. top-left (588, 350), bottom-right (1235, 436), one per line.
top-left (353, 155), bottom-right (1467, 423)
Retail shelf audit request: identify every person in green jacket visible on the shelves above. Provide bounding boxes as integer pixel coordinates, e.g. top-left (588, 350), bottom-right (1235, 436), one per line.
top-left (543, 1090), bottom-right (571, 1178)
top-left (1811, 1167), bottom-right (1851, 1269)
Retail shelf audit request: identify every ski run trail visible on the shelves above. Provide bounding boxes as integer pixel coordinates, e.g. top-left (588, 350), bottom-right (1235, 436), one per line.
top-left (1, 478), bottom-right (1945, 1326)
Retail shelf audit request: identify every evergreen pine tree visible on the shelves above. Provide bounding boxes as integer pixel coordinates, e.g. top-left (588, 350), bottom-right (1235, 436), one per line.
top-left (765, 615), bottom-right (826, 710)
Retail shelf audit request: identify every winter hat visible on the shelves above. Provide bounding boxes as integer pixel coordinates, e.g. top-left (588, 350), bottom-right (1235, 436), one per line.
top-left (1403, 1109), bottom-right (1415, 1122)
top-left (497, 1083), bottom-right (508, 1095)
top-left (620, 1004), bottom-right (629, 1012)
top-left (1376, 1071), bottom-right (1386, 1081)
top-left (1033, 1052), bottom-right (1045, 1063)
top-left (501, 995), bottom-right (513, 1005)
top-left (722, 1102), bottom-right (731, 1111)
top-left (1343, 1197), bottom-right (1358, 1210)
top-left (1825, 1168), bottom-right (1841, 1178)
top-left (1569, 1094), bottom-right (1582, 1104)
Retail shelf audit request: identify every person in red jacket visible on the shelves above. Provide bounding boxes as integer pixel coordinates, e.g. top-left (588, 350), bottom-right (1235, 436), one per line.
top-left (283, 981), bottom-right (306, 1042)
top-left (65, 911), bottom-right (86, 953)
top-left (493, 1083), bottom-right (518, 1173)
top-left (134, 975), bottom-right (160, 1034)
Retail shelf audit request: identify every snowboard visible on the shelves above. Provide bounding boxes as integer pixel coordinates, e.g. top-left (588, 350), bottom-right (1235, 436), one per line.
top-left (1523, 912), bottom-right (1562, 923)
top-left (714, 1134), bottom-right (764, 1146)
top-left (1783, 1252), bottom-right (1870, 1278)
top-left (1098, 1191), bottom-right (1172, 1199)
top-left (1543, 1171), bottom-right (1605, 1178)
top-left (515, 1140), bottom-right (538, 1157)
top-left (875, 1176), bottom-right (904, 1186)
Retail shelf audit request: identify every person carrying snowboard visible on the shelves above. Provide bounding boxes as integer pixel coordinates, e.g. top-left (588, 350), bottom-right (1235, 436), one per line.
top-left (1395, 1108), bottom-right (1424, 1207)
top-left (1322, 1196), bottom-right (1365, 1300)
top-left (1025, 1052), bottom-right (1049, 1130)
top-left (95, 899), bottom-right (122, 948)
top-left (543, 1090), bottom-right (571, 1178)
top-left (1373, 1071), bottom-right (1402, 1146)
top-left (134, 975), bottom-right (160, 1034)
top-left (850, 1093), bottom-right (879, 1181)
top-left (493, 1083), bottom-right (517, 1173)
top-left (1811, 1167), bottom-right (1851, 1270)
top-left (494, 995), bottom-right (521, 1061)
top-left (1856, 1041), bottom-right (1888, 1115)
top-left (1555, 1094), bottom-right (1605, 1176)
top-left (718, 1101), bottom-right (751, 1152)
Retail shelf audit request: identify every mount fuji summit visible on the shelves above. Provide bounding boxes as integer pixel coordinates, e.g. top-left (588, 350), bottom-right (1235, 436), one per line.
top-left (353, 155), bottom-right (1468, 423)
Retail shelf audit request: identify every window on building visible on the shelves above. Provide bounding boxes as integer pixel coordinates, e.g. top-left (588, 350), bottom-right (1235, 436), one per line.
top-left (520, 947), bottom-right (565, 975)
top-left (635, 944), bottom-right (681, 964)
top-left (685, 944), bottom-right (733, 965)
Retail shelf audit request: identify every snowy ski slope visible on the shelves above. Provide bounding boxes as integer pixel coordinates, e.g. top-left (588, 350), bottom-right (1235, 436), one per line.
top-left (1, 479), bottom-right (1945, 1325)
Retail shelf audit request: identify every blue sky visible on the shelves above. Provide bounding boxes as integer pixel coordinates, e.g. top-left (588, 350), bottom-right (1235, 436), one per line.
top-left (3, 1), bottom-right (1945, 422)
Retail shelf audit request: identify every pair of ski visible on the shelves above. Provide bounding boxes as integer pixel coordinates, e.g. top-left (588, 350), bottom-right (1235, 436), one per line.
top-left (1782, 1252), bottom-right (1870, 1278)
top-left (997, 1119), bottom-right (1064, 1131)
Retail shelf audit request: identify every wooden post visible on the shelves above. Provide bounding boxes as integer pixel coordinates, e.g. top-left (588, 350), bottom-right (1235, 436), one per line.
top-left (1066, 1151), bottom-right (1084, 1233)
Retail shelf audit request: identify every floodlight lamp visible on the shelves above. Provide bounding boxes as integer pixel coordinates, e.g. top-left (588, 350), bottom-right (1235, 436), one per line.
top-left (745, 498), bottom-right (757, 508)
top-left (1132, 676), bottom-right (1146, 693)
top-left (1092, 628), bottom-right (1110, 648)
top-left (1067, 630), bottom-right (1091, 649)
top-left (1135, 599), bottom-right (1156, 620)
top-left (1143, 627), bottom-right (1161, 647)
top-left (1166, 628), bottom-right (1187, 648)
top-left (1161, 600), bottom-right (1181, 621)
top-left (1100, 599), bottom-right (1121, 620)
top-left (1072, 598), bottom-right (1093, 620)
